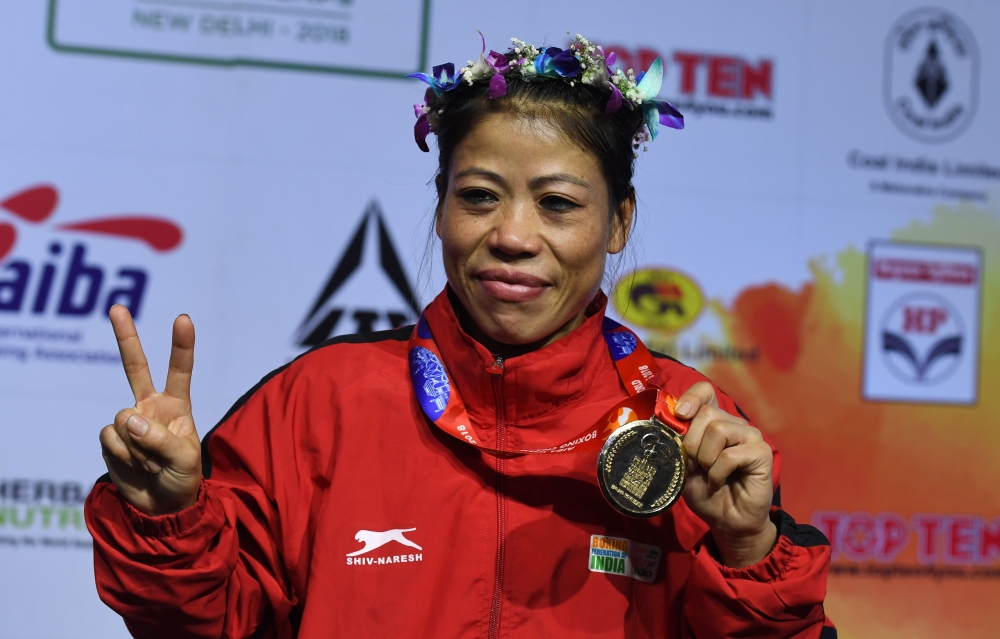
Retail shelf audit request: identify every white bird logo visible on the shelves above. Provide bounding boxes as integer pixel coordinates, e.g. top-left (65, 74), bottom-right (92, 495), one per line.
top-left (346, 528), bottom-right (422, 557)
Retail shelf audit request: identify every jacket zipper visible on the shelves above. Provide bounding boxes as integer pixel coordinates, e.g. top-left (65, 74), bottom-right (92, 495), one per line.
top-left (488, 354), bottom-right (506, 639)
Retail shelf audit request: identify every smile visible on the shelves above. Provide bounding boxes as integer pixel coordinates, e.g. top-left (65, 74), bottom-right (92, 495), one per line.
top-left (474, 269), bottom-right (551, 302)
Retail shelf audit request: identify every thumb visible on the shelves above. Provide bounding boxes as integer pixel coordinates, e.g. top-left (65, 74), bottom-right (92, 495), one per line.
top-left (123, 413), bottom-right (196, 471)
top-left (674, 381), bottom-right (719, 420)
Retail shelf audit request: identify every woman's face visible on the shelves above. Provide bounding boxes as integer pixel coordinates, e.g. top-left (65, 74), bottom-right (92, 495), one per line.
top-left (437, 113), bottom-right (630, 347)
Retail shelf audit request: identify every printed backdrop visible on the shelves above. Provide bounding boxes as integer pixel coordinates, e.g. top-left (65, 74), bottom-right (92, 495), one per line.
top-left (1, 1), bottom-right (998, 637)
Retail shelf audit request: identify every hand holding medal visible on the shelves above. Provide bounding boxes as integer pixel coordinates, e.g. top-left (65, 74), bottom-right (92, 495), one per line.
top-left (673, 382), bottom-right (778, 568)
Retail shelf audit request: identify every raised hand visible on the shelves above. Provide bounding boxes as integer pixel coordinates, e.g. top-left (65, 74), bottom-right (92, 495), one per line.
top-left (674, 382), bottom-right (776, 568)
top-left (99, 305), bottom-right (202, 516)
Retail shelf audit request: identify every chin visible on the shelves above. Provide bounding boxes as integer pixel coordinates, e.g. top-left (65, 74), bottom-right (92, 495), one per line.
top-left (476, 306), bottom-right (558, 345)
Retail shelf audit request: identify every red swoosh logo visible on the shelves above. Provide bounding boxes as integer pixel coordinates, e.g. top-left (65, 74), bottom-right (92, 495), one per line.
top-left (1, 185), bottom-right (58, 223)
top-left (0, 223), bottom-right (15, 261)
top-left (58, 217), bottom-right (183, 252)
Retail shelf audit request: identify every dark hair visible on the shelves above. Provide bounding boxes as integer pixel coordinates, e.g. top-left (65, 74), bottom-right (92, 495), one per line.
top-left (432, 75), bottom-right (646, 227)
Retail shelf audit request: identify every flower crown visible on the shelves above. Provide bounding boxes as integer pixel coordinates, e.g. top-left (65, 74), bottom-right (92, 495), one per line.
top-left (407, 33), bottom-right (684, 153)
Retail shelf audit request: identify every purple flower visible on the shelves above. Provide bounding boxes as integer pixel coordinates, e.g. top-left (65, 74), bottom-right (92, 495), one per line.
top-left (605, 83), bottom-right (624, 117)
top-left (414, 111), bottom-right (432, 152)
top-left (486, 50), bottom-right (510, 73)
top-left (488, 74), bottom-right (507, 99)
top-left (464, 34), bottom-right (511, 98)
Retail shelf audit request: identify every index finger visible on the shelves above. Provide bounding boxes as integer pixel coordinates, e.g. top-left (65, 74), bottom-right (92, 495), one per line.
top-left (109, 304), bottom-right (156, 402)
top-left (675, 381), bottom-right (719, 420)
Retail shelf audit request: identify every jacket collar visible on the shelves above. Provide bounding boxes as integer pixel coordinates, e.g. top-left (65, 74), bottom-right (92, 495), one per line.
top-left (421, 287), bottom-right (626, 451)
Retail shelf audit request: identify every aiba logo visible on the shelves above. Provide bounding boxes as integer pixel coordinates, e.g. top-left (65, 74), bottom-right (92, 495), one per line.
top-left (880, 292), bottom-right (963, 385)
top-left (600, 44), bottom-right (774, 120)
top-left (0, 184), bottom-right (183, 319)
top-left (884, 8), bottom-right (979, 143)
top-left (296, 200), bottom-right (420, 346)
top-left (611, 268), bottom-right (704, 333)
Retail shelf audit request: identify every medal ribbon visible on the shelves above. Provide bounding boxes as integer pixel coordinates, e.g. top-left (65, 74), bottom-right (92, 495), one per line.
top-left (408, 314), bottom-right (688, 455)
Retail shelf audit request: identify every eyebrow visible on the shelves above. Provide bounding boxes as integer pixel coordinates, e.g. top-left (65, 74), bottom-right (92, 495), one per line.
top-left (529, 173), bottom-right (591, 190)
top-left (454, 167), bottom-right (508, 188)
top-left (454, 167), bottom-right (591, 190)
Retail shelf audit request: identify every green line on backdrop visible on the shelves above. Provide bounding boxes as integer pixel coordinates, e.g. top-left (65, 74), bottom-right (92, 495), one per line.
top-left (46, 0), bottom-right (433, 80)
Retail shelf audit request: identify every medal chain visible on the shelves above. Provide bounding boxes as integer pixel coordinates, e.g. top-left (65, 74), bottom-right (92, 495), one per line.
top-left (408, 315), bottom-right (687, 456)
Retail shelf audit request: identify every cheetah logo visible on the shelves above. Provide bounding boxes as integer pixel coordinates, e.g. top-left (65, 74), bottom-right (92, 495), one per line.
top-left (346, 528), bottom-right (422, 557)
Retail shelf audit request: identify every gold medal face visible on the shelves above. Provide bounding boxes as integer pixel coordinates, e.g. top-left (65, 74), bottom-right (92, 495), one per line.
top-left (597, 418), bottom-right (686, 518)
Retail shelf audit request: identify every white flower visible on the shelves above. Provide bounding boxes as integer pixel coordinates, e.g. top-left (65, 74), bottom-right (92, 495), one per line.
top-left (462, 55), bottom-right (493, 83)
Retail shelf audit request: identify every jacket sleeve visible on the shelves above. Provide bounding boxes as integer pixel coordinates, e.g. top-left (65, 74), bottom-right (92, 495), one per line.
top-left (656, 360), bottom-right (835, 637)
top-left (683, 508), bottom-right (836, 638)
top-left (85, 362), bottom-right (323, 639)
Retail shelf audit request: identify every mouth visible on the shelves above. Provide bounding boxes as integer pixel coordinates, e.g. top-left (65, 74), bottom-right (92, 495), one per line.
top-left (474, 268), bottom-right (551, 303)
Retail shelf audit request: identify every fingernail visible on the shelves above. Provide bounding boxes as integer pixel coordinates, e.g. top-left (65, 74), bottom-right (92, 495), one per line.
top-left (146, 458), bottom-right (161, 473)
top-left (677, 401), bottom-right (692, 417)
top-left (126, 415), bottom-right (148, 437)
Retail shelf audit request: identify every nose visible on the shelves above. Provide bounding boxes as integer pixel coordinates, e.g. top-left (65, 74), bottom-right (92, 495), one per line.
top-left (487, 203), bottom-right (543, 259)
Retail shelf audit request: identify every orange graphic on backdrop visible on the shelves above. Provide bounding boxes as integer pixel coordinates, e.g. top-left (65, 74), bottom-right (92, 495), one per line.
top-left (704, 204), bottom-right (1000, 639)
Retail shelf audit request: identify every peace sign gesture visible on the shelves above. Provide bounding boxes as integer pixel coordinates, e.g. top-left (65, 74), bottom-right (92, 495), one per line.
top-left (99, 306), bottom-right (202, 515)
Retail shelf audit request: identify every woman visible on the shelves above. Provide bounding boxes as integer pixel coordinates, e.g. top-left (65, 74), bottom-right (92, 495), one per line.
top-left (87, 35), bottom-right (834, 639)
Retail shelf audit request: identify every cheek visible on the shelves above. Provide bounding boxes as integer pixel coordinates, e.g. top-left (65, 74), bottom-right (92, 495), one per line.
top-left (555, 219), bottom-right (611, 276)
top-left (438, 206), bottom-right (479, 268)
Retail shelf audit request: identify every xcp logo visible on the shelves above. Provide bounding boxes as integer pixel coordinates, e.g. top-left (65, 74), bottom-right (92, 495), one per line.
top-left (880, 292), bottom-right (963, 385)
top-left (296, 200), bottom-right (420, 346)
top-left (0, 185), bottom-right (183, 319)
top-left (884, 8), bottom-right (979, 143)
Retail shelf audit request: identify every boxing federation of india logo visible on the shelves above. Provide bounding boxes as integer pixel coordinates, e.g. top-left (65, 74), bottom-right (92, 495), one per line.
top-left (880, 292), bottom-right (963, 385)
top-left (0, 184), bottom-right (183, 319)
top-left (345, 527), bottom-right (424, 566)
top-left (612, 268), bottom-right (704, 333)
top-left (884, 8), bottom-right (979, 143)
top-left (588, 534), bottom-right (661, 583)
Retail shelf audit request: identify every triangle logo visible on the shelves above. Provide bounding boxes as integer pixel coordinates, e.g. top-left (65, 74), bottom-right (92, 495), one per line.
top-left (296, 200), bottom-right (421, 346)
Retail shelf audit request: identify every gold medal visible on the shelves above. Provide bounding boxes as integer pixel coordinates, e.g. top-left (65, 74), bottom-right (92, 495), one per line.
top-left (597, 418), bottom-right (686, 518)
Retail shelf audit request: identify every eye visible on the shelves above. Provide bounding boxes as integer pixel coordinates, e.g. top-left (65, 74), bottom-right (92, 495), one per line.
top-left (539, 195), bottom-right (580, 212)
top-left (459, 188), bottom-right (499, 206)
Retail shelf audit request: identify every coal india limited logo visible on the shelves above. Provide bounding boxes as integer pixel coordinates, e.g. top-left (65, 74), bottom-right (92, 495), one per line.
top-left (611, 268), bottom-right (704, 333)
top-left (883, 8), bottom-right (979, 143)
top-left (880, 292), bottom-right (963, 385)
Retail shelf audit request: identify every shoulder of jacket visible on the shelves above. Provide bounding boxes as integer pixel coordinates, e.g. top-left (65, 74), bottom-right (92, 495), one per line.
top-left (200, 326), bottom-right (412, 478)
top-left (650, 350), bottom-right (707, 383)
top-left (213, 326), bottom-right (411, 427)
top-left (649, 350), bottom-right (751, 422)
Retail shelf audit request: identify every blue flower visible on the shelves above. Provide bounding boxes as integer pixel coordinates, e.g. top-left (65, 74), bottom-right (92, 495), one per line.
top-left (634, 58), bottom-right (684, 138)
top-left (533, 47), bottom-right (581, 79)
top-left (406, 63), bottom-right (461, 96)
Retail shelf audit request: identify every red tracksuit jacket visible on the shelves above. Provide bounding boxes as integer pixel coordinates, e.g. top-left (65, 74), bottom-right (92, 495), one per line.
top-left (86, 289), bottom-right (836, 638)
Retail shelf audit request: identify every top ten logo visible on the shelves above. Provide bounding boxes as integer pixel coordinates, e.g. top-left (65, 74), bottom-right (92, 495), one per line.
top-left (883, 8), bottom-right (979, 144)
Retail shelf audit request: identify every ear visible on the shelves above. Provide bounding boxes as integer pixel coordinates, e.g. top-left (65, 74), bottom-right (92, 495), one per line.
top-left (434, 174), bottom-right (447, 240)
top-left (607, 191), bottom-right (635, 255)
